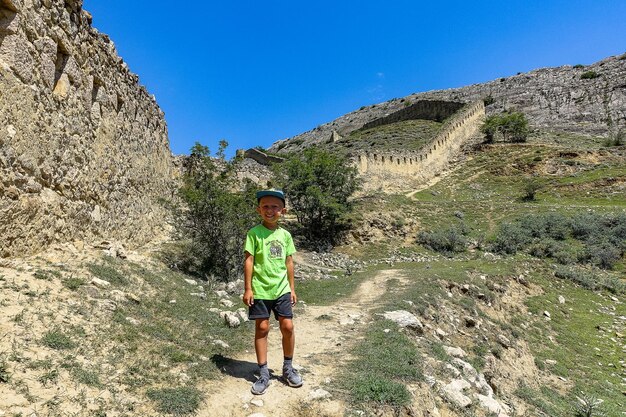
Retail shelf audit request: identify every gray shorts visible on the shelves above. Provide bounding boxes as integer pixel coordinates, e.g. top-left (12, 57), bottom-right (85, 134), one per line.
top-left (248, 292), bottom-right (293, 320)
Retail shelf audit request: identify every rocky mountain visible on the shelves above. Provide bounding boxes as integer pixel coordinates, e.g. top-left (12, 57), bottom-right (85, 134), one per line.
top-left (270, 54), bottom-right (626, 154)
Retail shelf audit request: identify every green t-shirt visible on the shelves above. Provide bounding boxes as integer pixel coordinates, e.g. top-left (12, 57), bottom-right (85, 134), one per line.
top-left (244, 224), bottom-right (296, 300)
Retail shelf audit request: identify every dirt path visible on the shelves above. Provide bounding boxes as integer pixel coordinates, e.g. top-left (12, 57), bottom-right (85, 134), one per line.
top-left (199, 269), bottom-right (405, 417)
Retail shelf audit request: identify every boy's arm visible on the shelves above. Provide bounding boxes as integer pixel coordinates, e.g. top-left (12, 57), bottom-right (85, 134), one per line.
top-left (286, 255), bottom-right (297, 305)
top-left (242, 251), bottom-right (254, 307)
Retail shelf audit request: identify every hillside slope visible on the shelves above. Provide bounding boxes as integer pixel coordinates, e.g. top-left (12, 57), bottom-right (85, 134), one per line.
top-left (271, 54), bottom-right (626, 154)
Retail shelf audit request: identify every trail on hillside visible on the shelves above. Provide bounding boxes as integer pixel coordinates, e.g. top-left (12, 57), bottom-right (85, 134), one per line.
top-left (198, 269), bottom-right (405, 417)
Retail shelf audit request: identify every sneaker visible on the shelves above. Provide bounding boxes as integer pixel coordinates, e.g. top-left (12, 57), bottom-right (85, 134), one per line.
top-left (251, 375), bottom-right (270, 395)
top-left (282, 367), bottom-right (303, 388)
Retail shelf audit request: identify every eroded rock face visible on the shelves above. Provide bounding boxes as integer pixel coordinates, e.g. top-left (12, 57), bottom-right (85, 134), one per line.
top-left (0, 0), bottom-right (177, 257)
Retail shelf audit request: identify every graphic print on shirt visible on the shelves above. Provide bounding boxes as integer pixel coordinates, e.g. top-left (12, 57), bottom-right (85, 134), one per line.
top-left (268, 240), bottom-right (283, 259)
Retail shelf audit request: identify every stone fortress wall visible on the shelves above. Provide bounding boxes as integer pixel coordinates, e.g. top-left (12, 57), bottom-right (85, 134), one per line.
top-left (0, 0), bottom-right (176, 257)
top-left (353, 100), bottom-right (485, 190)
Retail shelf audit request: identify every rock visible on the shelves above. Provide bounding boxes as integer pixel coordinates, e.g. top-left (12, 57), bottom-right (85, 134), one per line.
top-left (435, 328), bottom-right (447, 338)
top-left (475, 394), bottom-right (510, 416)
top-left (220, 299), bottom-right (235, 308)
top-left (558, 295), bottom-right (565, 304)
top-left (184, 279), bottom-right (196, 285)
top-left (543, 311), bottom-right (551, 318)
top-left (464, 316), bottom-right (479, 328)
top-left (109, 289), bottom-right (126, 302)
top-left (497, 334), bottom-right (512, 348)
top-left (125, 317), bottom-right (140, 326)
top-left (91, 277), bottom-right (111, 288)
top-left (382, 310), bottom-right (423, 332)
top-left (127, 293), bottom-right (141, 303)
top-left (443, 345), bottom-right (467, 358)
top-left (308, 388), bottom-right (331, 400)
top-left (545, 359), bottom-right (557, 365)
top-left (237, 308), bottom-right (248, 322)
top-left (215, 290), bottom-right (228, 297)
top-left (220, 311), bottom-right (241, 328)
top-left (476, 373), bottom-right (493, 397)
top-left (212, 340), bottom-right (229, 349)
top-left (190, 292), bottom-right (206, 300)
top-left (452, 358), bottom-right (478, 381)
top-left (442, 379), bottom-right (472, 408)
top-left (250, 399), bottom-right (264, 407)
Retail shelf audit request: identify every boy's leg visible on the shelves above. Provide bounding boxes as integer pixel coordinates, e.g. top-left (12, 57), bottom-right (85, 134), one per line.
top-left (278, 316), bottom-right (294, 358)
top-left (254, 318), bottom-right (270, 365)
top-left (251, 318), bottom-right (271, 395)
top-left (278, 316), bottom-right (303, 387)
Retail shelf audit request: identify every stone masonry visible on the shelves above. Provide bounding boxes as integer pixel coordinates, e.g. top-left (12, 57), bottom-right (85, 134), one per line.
top-left (354, 101), bottom-right (485, 190)
top-left (0, 0), bottom-right (176, 257)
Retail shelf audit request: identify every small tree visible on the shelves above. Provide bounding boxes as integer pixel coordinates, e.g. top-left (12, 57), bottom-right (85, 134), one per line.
top-left (481, 111), bottom-right (530, 143)
top-left (271, 148), bottom-right (360, 246)
top-left (176, 142), bottom-right (258, 280)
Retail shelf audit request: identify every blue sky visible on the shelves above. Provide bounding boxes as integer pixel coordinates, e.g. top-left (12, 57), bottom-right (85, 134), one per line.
top-left (83, 0), bottom-right (626, 157)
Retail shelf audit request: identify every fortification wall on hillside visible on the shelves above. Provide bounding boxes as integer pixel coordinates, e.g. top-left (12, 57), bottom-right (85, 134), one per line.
top-left (360, 100), bottom-right (465, 130)
top-left (354, 100), bottom-right (484, 189)
top-left (0, 0), bottom-right (176, 257)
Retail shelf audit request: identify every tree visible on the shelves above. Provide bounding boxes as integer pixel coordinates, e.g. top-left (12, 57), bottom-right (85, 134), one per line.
top-left (271, 148), bottom-right (360, 246)
top-left (176, 142), bottom-right (257, 281)
top-left (481, 111), bottom-right (530, 143)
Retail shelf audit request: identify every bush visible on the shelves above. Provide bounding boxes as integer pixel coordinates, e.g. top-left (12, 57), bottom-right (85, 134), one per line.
top-left (176, 142), bottom-right (258, 280)
top-left (573, 64), bottom-right (585, 69)
top-left (481, 111), bottom-right (530, 143)
top-left (521, 178), bottom-right (543, 201)
top-left (271, 148), bottom-right (360, 245)
top-left (493, 212), bottom-right (625, 270)
top-left (417, 227), bottom-right (467, 255)
top-left (580, 71), bottom-right (600, 80)
top-left (490, 222), bottom-right (531, 254)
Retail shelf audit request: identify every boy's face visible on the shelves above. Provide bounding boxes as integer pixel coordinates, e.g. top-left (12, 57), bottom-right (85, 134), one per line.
top-left (257, 196), bottom-right (286, 227)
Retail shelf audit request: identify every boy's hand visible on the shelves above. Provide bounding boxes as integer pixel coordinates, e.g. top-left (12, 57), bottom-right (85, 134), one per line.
top-left (242, 289), bottom-right (254, 307)
top-left (290, 291), bottom-right (298, 306)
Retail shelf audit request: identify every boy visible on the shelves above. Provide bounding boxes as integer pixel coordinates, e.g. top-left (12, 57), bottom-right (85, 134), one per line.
top-left (243, 189), bottom-right (303, 395)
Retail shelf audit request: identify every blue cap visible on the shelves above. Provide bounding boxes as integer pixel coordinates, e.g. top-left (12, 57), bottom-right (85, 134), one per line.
top-left (256, 189), bottom-right (286, 204)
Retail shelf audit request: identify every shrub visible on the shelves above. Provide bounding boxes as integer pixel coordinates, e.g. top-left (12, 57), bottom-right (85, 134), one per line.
top-left (521, 178), bottom-right (543, 201)
top-left (490, 222), bottom-right (531, 254)
top-left (417, 227), bottom-right (467, 254)
top-left (573, 64), bottom-right (585, 69)
top-left (271, 148), bottom-right (360, 245)
top-left (483, 95), bottom-right (495, 106)
top-left (481, 111), bottom-right (530, 143)
top-left (584, 241), bottom-right (621, 269)
top-left (176, 142), bottom-right (258, 280)
top-left (580, 71), bottom-right (600, 80)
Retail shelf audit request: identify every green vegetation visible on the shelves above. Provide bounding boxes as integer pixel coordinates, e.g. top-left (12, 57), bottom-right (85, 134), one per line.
top-left (336, 119), bottom-right (442, 153)
top-left (0, 356), bottom-right (10, 383)
top-left (417, 225), bottom-right (468, 255)
top-left (341, 319), bottom-right (421, 407)
top-left (490, 212), bottom-right (626, 270)
top-left (272, 148), bottom-right (360, 245)
top-left (176, 142), bottom-right (257, 280)
top-left (581, 70), bottom-right (600, 79)
top-left (146, 387), bottom-right (203, 416)
top-left (481, 111), bottom-right (530, 143)
top-left (41, 329), bottom-right (76, 350)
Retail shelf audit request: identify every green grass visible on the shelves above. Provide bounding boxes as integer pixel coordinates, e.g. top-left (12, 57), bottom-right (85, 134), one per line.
top-left (297, 270), bottom-right (367, 305)
top-left (87, 259), bottom-right (130, 286)
top-left (340, 319), bottom-right (422, 408)
top-left (520, 265), bottom-right (625, 415)
top-left (329, 119), bottom-right (443, 154)
top-left (146, 387), bottom-right (203, 416)
top-left (41, 329), bottom-right (76, 350)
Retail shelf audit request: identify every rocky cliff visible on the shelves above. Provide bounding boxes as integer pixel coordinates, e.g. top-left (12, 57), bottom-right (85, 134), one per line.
top-left (271, 54), bottom-right (626, 153)
top-left (0, 0), bottom-right (176, 257)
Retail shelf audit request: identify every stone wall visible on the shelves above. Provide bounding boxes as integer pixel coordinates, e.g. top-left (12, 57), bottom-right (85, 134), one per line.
top-left (360, 100), bottom-right (465, 130)
top-left (243, 148), bottom-right (284, 165)
top-left (354, 100), bottom-right (485, 190)
top-left (0, 0), bottom-right (176, 257)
